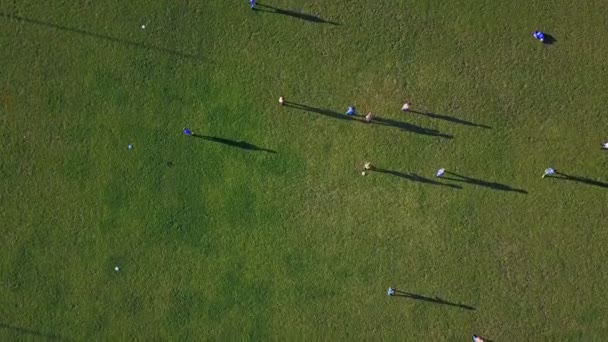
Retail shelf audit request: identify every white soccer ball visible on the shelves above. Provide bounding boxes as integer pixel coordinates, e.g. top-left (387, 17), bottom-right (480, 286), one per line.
top-left (141, 25), bottom-right (146, 29)
top-left (114, 266), bottom-right (120, 271)
top-left (361, 171), bottom-right (366, 176)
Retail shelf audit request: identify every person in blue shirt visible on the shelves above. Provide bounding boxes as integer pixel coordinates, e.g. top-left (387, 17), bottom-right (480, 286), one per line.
top-left (387, 287), bottom-right (395, 296)
top-left (542, 167), bottom-right (556, 178)
top-left (183, 128), bottom-right (192, 136)
top-left (532, 31), bottom-right (545, 42)
top-left (346, 106), bottom-right (356, 116)
top-left (250, 0), bottom-right (256, 9)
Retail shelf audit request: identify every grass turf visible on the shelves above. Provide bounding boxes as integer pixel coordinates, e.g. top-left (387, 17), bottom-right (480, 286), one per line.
top-left (1, 0), bottom-right (608, 340)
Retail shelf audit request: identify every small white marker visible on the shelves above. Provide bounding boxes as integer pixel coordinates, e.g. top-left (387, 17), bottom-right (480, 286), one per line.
top-left (114, 266), bottom-right (120, 272)
top-left (141, 24), bottom-right (146, 29)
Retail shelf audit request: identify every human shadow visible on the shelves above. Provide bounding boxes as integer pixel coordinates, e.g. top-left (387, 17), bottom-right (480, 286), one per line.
top-left (393, 290), bottom-right (475, 310)
top-left (0, 12), bottom-right (200, 60)
top-left (284, 102), bottom-right (452, 139)
top-left (374, 168), bottom-right (461, 189)
top-left (410, 110), bottom-right (491, 129)
top-left (0, 323), bottom-right (62, 340)
top-left (372, 116), bottom-right (454, 139)
top-left (543, 33), bottom-right (557, 45)
top-left (255, 3), bottom-right (340, 25)
top-left (552, 172), bottom-right (608, 188)
top-left (442, 171), bottom-right (528, 194)
top-left (192, 135), bottom-right (276, 153)
top-left (284, 102), bottom-right (361, 122)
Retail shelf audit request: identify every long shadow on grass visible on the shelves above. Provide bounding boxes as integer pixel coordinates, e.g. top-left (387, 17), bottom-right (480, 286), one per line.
top-left (373, 116), bottom-right (453, 139)
top-left (284, 101), bottom-right (357, 122)
top-left (192, 134), bottom-right (276, 153)
top-left (0, 12), bottom-right (200, 60)
top-left (373, 168), bottom-right (461, 189)
top-left (0, 323), bottom-right (62, 340)
top-left (410, 110), bottom-right (491, 129)
top-left (255, 3), bottom-right (339, 25)
top-left (442, 171), bottom-right (528, 194)
top-left (549, 172), bottom-right (608, 188)
top-left (285, 102), bottom-right (452, 139)
top-left (393, 290), bottom-right (475, 310)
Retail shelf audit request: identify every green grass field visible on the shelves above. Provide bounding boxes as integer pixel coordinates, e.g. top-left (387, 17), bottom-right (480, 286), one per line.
top-left (2, 0), bottom-right (608, 340)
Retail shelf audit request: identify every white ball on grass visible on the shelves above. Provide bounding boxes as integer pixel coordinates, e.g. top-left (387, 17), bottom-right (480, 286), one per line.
top-left (361, 171), bottom-right (366, 176)
top-left (114, 266), bottom-right (120, 272)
